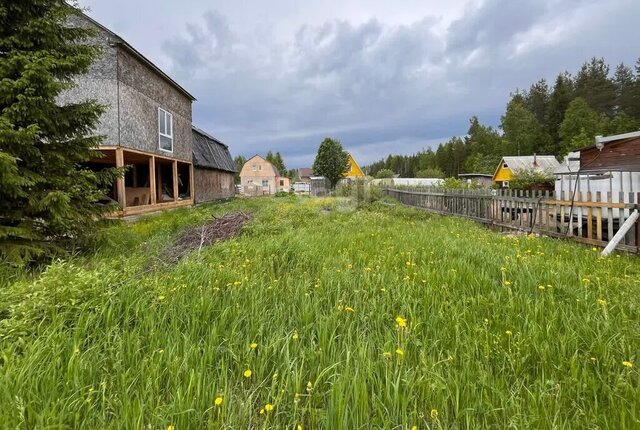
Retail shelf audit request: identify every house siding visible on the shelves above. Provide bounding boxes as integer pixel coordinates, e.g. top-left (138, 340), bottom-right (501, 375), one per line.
top-left (194, 169), bottom-right (235, 203)
top-left (580, 137), bottom-right (640, 172)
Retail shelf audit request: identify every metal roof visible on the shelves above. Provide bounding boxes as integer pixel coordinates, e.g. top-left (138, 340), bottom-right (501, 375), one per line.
top-left (78, 11), bottom-right (196, 101)
top-left (501, 156), bottom-right (559, 171)
top-left (192, 127), bottom-right (236, 172)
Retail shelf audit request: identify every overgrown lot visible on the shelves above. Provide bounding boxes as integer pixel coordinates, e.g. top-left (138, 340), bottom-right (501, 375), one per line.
top-left (0, 197), bottom-right (639, 429)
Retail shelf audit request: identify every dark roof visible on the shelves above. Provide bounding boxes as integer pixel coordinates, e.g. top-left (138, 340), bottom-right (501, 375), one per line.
top-left (297, 168), bottom-right (313, 177)
top-left (79, 11), bottom-right (196, 101)
top-left (458, 173), bottom-right (493, 178)
top-left (192, 127), bottom-right (236, 172)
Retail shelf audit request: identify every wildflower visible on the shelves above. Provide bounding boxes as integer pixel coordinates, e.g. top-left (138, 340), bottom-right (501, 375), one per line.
top-left (505, 330), bottom-right (513, 336)
top-left (538, 285), bottom-right (545, 290)
top-left (243, 369), bottom-right (252, 378)
top-left (265, 403), bottom-right (274, 412)
top-left (167, 426), bottom-right (175, 430)
top-left (250, 343), bottom-right (258, 349)
top-left (396, 348), bottom-right (404, 357)
top-left (403, 275), bottom-right (410, 281)
top-left (215, 396), bottom-right (223, 406)
top-left (411, 426), bottom-right (418, 430)
top-left (590, 357), bottom-right (596, 363)
top-left (158, 295), bottom-right (166, 301)
top-left (395, 316), bottom-right (408, 328)
top-left (383, 352), bottom-right (392, 359)
top-left (365, 267), bottom-right (372, 272)
top-left (306, 381), bottom-right (313, 392)
top-left (431, 409), bottom-right (438, 419)
top-left (380, 288), bottom-right (386, 292)
top-left (298, 425), bottom-right (303, 430)
top-left (623, 361), bottom-right (633, 368)
top-left (344, 307), bottom-right (355, 312)
top-left (597, 299), bottom-right (607, 306)
top-left (292, 331), bottom-right (299, 340)
top-left (592, 247), bottom-right (598, 252)
top-left (503, 281), bottom-right (512, 286)
top-left (260, 409), bottom-right (265, 414)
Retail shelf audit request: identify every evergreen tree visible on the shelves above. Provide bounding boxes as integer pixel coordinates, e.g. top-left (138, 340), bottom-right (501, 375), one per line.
top-left (547, 73), bottom-right (574, 153)
top-left (312, 138), bottom-right (349, 188)
top-left (574, 57), bottom-right (616, 116)
top-left (613, 63), bottom-right (636, 116)
top-left (0, 0), bottom-right (119, 263)
top-left (233, 155), bottom-right (246, 183)
top-left (523, 79), bottom-right (550, 126)
top-left (272, 152), bottom-right (287, 176)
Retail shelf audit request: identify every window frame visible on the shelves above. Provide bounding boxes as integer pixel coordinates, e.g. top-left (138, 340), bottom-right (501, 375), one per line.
top-left (158, 108), bottom-right (174, 153)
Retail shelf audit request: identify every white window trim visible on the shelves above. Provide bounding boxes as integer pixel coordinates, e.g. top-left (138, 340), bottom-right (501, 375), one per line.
top-left (158, 108), bottom-right (174, 153)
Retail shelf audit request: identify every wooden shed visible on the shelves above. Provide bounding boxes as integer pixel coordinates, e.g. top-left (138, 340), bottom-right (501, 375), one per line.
top-left (192, 127), bottom-right (237, 203)
top-left (580, 131), bottom-right (640, 172)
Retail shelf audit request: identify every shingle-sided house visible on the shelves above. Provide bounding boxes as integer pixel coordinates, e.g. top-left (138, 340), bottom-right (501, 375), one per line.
top-left (240, 155), bottom-right (290, 195)
top-left (192, 127), bottom-right (236, 202)
top-left (59, 13), bottom-right (206, 216)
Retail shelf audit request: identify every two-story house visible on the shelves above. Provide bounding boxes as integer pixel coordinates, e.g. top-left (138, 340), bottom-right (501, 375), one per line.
top-left (240, 155), bottom-right (290, 195)
top-left (60, 12), bottom-right (235, 216)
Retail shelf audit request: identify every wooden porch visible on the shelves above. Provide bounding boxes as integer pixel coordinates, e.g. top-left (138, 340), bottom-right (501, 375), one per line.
top-left (91, 146), bottom-right (194, 217)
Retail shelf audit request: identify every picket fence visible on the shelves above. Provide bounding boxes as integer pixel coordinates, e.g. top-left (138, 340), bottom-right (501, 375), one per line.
top-left (384, 187), bottom-right (640, 252)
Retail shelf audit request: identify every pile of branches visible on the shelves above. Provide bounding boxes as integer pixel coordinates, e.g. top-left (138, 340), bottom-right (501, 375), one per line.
top-left (161, 211), bottom-right (253, 265)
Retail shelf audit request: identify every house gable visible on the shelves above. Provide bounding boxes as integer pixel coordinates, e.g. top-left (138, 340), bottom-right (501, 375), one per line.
top-left (345, 153), bottom-right (364, 178)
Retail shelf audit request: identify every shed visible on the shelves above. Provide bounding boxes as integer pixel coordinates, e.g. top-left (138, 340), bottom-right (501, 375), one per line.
top-left (192, 127), bottom-right (236, 203)
top-left (493, 155), bottom-right (559, 188)
top-left (580, 131), bottom-right (640, 172)
top-left (458, 173), bottom-right (493, 188)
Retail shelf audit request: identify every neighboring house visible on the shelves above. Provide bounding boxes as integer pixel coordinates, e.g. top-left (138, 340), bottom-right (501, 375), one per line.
top-left (192, 127), bottom-right (236, 203)
top-left (240, 155), bottom-right (290, 195)
top-left (492, 155), bottom-right (559, 188)
top-left (60, 12), bottom-right (235, 216)
top-left (554, 132), bottom-right (640, 200)
top-left (344, 153), bottom-right (365, 179)
top-left (296, 168), bottom-right (314, 183)
top-left (458, 173), bottom-right (494, 188)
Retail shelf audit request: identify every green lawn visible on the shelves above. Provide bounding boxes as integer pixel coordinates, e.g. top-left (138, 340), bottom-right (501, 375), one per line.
top-left (1, 196), bottom-right (639, 429)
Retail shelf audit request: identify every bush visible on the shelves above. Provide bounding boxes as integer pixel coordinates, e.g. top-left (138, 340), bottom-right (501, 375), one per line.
top-left (510, 168), bottom-right (555, 190)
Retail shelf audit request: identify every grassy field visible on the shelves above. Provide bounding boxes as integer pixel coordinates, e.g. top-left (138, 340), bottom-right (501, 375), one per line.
top-left (1, 196), bottom-right (639, 429)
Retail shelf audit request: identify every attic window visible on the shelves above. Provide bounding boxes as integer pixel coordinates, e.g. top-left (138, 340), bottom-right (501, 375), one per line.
top-left (503, 163), bottom-right (508, 168)
top-left (158, 108), bottom-right (173, 152)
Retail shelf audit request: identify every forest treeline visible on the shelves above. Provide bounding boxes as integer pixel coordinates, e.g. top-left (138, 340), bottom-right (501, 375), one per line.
top-left (367, 57), bottom-right (640, 178)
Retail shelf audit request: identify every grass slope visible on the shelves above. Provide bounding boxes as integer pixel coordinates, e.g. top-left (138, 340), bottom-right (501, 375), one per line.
top-left (0, 196), bottom-right (639, 429)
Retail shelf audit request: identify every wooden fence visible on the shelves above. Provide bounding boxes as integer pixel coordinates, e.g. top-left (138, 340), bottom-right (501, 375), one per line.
top-left (384, 188), bottom-right (640, 252)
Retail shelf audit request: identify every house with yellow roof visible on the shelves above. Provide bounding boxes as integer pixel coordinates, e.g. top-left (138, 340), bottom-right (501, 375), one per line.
top-left (344, 153), bottom-right (365, 179)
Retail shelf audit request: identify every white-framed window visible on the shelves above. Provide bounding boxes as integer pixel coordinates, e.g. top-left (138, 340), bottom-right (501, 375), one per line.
top-left (158, 108), bottom-right (173, 152)
top-left (262, 179), bottom-right (269, 187)
top-left (502, 181), bottom-right (510, 188)
top-left (252, 165), bottom-right (257, 171)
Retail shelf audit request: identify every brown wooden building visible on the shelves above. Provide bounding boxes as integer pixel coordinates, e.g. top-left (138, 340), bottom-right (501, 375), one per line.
top-left (192, 128), bottom-right (236, 203)
top-left (580, 131), bottom-right (640, 172)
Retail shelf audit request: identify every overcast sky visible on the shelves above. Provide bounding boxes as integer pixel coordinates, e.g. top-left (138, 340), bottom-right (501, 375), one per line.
top-left (80, 0), bottom-right (640, 168)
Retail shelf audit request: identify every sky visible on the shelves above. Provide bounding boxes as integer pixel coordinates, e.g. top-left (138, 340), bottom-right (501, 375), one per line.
top-left (80, 0), bottom-right (640, 168)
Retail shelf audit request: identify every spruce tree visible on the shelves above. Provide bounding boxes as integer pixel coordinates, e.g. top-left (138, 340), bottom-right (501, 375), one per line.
top-left (0, 0), bottom-right (118, 263)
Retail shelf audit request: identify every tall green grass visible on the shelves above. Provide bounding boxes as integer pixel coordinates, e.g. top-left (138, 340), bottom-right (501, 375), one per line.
top-left (0, 196), bottom-right (638, 429)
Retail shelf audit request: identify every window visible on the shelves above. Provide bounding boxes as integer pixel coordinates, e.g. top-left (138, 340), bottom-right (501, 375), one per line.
top-left (158, 108), bottom-right (173, 152)
top-left (252, 165), bottom-right (257, 171)
top-left (280, 179), bottom-right (285, 186)
top-left (503, 163), bottom-right (508, 168)
top-left (262, 179), bottom-right (269, 187)
top-left (502, 181), bottom-right (510, 188)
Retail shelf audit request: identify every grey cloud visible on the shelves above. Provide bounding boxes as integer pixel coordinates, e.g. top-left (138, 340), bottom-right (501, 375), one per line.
top-left (155, 0), bottom-right (640, 167)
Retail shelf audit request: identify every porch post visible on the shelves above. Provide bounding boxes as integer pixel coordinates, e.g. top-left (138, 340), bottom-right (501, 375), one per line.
top-left (149, 156), bottom-right (156, 205)
top-left (189, 163), bottom-right (195, 202)
top-left (115, 148), bottom-right (126, 209)
top-left (172, 160), bottom-right (179, 202)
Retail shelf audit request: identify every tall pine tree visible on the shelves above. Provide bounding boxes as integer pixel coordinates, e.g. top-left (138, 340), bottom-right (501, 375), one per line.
top-left (0, 1), bottom-right (118, 263)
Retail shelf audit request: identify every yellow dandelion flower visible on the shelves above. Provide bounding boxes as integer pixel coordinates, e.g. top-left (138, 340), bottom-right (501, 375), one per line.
top-left (396, 348), bottom-right (404, 357)
top-left (292, 332), bottom-right (299, 340)
top-left (383, 352), bottom-right (392, 359)
top-left (431, 409), bottom-right (438, 419)
top-left (264, 403), bottom-right (274, 412)
top-left (215, 396), bottom-right (223, 406)
top-left (395, 316), bottom-right (407, 328)
top-left (167, 426), bottom-right (175, 430)
top-left (538, 285), bottom-right (545, 290)
top-left (592, 247), bottom-right (598, 252)
top-left (597, 299), bottom-right (607, 306)
top-left (250, 342), bottom-right (258, 349)
top-left (298, 425), bottom-right (303, 430)
top-left (259, 408), bottom-right (265, 414)
top-left (503, 280), bottom-right (512, 286)
top-left (411, 426), bottom-right (418, 430)
top-left (344, 306), bottom-right (355, 312)
top-left (623, 361), bottom-right (633, 368)
top-left (505, 330), bottom-right (513, 336)
top-left (158, 295), bottom-right (166, 301)
top-left (243, 369), bottom-right (252, 378)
